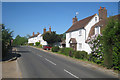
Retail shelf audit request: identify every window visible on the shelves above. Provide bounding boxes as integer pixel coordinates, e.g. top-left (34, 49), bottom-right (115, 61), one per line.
top-left (95, 26), bottom-right (100, 34)
top-left (95, 17), bottom-right (97, 22)
top-left (79, 30), bottom-right (82, 36)
top-left (79, 43), bottom-right (82, 49)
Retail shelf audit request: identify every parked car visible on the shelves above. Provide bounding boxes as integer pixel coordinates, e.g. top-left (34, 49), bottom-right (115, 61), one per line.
top-left (43, 45), bottom-right (52, 50)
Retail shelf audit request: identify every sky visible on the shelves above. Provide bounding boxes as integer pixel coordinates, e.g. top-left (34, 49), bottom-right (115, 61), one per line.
top-left (2, 2), bottom-right (118, 38)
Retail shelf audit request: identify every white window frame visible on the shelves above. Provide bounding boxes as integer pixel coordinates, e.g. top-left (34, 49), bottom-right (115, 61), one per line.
top-left (95, 26), bottom-right (100, 34)
top-left (95, 17), bottom-right (97, 22)
top-left (79, 29), bottom-right (82, 36)
top-left (79, 43), bottom-right (82, 49)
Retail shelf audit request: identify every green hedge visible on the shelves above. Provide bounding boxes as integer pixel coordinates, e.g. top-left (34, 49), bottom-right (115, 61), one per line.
top-left (52, 46), bottom-right (60, 52)
top-left (75, 51), bottom-right (88, 59)
top-left (29, 43), bottom-right (34, 46)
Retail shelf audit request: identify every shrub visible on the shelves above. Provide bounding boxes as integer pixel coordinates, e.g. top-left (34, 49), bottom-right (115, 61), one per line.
top-left (40, 44), bottom-right (43, 48)
top-left (64, 48), bottom-right (74, 56)
top-left (59, 48), bottom-right (65, 54)
top-left (59, 48), bottom-right (74, 56)
top-left (29, 43), bottom-right (34, 46)
top-left (87, 34), bottom-right (104, 64)
top-left (75, 51), bottom-right (81, 59)
top-left (68, 49), bottom-right (75, 57)
top-left (52, 46), bottom-right (60, 52)
top-left (35, 42), bottom-right (40, 46)
top-left (75, 51), bottom-right (88, 59)
top-left (81, 51), bottom-right (88, 59)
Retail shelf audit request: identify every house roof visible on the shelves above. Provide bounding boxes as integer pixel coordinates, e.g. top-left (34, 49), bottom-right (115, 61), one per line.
top-left (61, 40), bottom-right (66, 44)
top-left (69, 38), bottom-right (77, 43)
top-left (29, 33), bottom-right (40, 38)
top-left (66, 14), bottom-right (96, 33)
top-left (88, 14), bottom-right (120, 38)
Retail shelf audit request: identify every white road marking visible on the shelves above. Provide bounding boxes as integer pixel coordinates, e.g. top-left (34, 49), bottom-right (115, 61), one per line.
top-left (64, 69), bottom-right (79, 78)
top-left (45, 58), bottom-right (56, 65)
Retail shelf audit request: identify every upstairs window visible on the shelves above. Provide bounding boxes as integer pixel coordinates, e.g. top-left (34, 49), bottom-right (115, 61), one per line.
top-left (95, 26), bottom-right (100, 34)
top-left (95, 17), bottom-right (97, 22)
top-left (79, 29), bottom-right (82, 36)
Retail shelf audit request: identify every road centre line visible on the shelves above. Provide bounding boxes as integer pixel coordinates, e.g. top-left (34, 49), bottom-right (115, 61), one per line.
top-left (64, 69), bottom-right (79, 79)
top-left (45, 58), bottom-right (56, 65)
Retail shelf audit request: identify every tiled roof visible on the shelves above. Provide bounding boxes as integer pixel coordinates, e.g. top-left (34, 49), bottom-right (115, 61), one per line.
top-left (66, 14), bottom-right (96, 33)
top-left (88, 14), bottom-right (120, 38)
top-left (61, 40), bottom-right (66, 44)
top-left (29, 33), bottom-right (40, 38)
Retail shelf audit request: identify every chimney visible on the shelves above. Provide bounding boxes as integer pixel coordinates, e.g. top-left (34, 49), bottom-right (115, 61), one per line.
top-left (99, 6), bottom-right (107, 20)
top-left (43, 28), bottom-right (46, 34)
top-left (49, 26), bottom-right (51, 32)
top-left (33, 32), bottom-right (34, 36)
top-left (72, 16), bottom-right (78, 24)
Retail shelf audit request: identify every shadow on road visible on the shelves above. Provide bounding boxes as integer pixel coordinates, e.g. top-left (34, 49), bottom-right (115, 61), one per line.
top-left (2, 48), bottom-right (21, 62)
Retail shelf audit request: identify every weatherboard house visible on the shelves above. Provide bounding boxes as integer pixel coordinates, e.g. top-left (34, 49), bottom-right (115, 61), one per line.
top-left (66, 7), bottom-right (107, 54)
top-left (28, 27), bottom-right (52, 46)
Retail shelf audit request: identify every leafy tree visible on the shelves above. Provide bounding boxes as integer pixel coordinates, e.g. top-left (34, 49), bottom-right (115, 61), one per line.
top-left (1, 24), bottom-right (13, 57)
top-left (102, 18), bottom-right (120, 69)
top-left (43, 31), bottom-right (62, 46)
top-left (12, 35), bottom-right (28, 46)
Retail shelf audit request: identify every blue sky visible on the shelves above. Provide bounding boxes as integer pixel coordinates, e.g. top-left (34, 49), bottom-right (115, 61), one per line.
top-left (2, 2), bottom-right (118, 38)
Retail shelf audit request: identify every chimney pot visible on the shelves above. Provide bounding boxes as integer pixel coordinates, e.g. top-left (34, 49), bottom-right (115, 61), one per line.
top-left (33, 32), bottom-right (34, 36)
top-left (49, 26), bottom-right (51, 32)
top-left (43, 28), bottom-right (46, 34)
top-left (72, 16), bottom-right (78, 25)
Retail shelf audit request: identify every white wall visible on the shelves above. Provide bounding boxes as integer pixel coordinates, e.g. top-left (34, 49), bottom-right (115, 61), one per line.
top-left (28, 34), bottom-right (47, 46)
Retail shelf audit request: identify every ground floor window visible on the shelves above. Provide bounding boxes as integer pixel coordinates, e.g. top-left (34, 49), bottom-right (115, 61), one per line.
top-left (79, 43), bottom-right (82, 49)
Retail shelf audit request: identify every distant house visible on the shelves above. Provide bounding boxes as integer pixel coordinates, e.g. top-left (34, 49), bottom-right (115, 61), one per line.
top-left (65, 7), bottom-right (109, 54)
top-left (28, 27), bottom-right (52, 46)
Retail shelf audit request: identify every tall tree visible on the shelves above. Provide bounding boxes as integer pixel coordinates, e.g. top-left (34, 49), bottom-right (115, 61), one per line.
top-left (1, 24), bottom-right (13, 57)
top-left (102, 18), bottom-right (120, 69)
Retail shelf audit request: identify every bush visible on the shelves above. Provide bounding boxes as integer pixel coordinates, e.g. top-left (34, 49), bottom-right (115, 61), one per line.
top-left (81, 51), bottom-right (88, 59)
top-left (35, 42), bottom-right (40, 46)
top-left (40, 44), bottom-right (43, 48)
top-left (75, 51), bottom-right (81, 59)
top-left (29, 43), bottom-right (34, 46)
top-left (52, 46), bottom-right (60, 52)
top-left (75, 51), bottom-right (88, 59)
top-left (59, 48), bottom-right (65, 54)
top-left (64, 48), bottom-right (74, 56)
top-left (59, 48), bottom-right (75, 57)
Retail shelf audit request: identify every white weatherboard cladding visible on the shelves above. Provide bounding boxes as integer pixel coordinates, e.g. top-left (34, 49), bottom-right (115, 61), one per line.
top-left (66, 14), bottom-right (99, 54)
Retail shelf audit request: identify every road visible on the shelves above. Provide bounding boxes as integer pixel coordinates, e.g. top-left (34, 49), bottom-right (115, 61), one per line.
top-left (16, 46), bottom-right (118, 79)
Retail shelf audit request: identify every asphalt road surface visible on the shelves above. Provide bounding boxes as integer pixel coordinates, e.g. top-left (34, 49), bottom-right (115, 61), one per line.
top-left (16, 46), bottom-right (118, 79)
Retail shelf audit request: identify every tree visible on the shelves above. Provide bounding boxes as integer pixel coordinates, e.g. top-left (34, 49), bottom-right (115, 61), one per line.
top-left (102, 18), bottom-right (120, 70)
top-left (12, 35), bottom-right (28, 46)
top-left (1, 24), bottom-right (13, 57)
top-left (43, 31), bottom-right (62, 46)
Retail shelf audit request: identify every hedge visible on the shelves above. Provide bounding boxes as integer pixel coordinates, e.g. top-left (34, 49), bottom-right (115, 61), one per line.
top-left (52, 46), bottom-right (60, 52)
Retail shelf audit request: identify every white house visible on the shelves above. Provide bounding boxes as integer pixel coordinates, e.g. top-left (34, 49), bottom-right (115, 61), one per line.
top-left (28, 27), bottom-right (52, 46)
top-left (66, 7), bottom-right (107, 54)
top-left (28, 32), bottom-right (47, 46)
